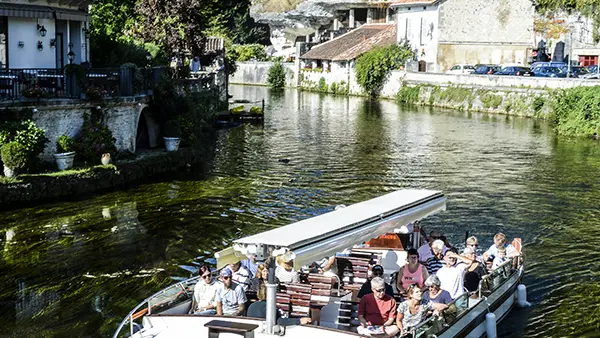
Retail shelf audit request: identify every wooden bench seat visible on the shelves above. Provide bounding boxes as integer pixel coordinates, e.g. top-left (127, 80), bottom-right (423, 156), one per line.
top-left (204, 319), bottom-right (258, 338)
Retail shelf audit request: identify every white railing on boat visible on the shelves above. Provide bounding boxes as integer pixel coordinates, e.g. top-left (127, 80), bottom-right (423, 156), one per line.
top-left (112, 276), bottom-right (200, 338)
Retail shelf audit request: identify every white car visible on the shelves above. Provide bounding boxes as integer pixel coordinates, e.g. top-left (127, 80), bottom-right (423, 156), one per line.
top-left (446, 64), bottom-right (475, 74)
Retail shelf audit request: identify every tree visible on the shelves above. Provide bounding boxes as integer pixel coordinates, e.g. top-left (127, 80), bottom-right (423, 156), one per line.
top-left (355, 43), bottom-right (413, 97)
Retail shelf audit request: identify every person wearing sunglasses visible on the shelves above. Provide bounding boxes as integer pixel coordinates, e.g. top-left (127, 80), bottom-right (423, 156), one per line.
top-left (396, 284), bottom-right (439, 337)
top-left (191, 264), bottom-right (219, 315)
top-left (357, 277), bottom-right (400, 337)
top-left (357, 265), bottom-right (394, 299)
top-left (216, 269), bottom-right (247, 316)
top-left (417, 230), bottom-right (448, 264)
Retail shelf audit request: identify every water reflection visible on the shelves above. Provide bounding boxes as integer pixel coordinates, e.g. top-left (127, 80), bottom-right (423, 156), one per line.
top-left (0, 86), bottom-right (599, 337)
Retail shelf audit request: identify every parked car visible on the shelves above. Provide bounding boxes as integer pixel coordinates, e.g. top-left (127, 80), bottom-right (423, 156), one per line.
top-left (446, 64), bottom-right (475, 74)
top-left (472, 64), bottom-right (501, 74)
top-left (532, 66), bottom-right (567, 78)
top-left (558, 65), bottom-right (589, 78)
top-left (531, 61), bottom-right (567, 71)
top-left (581, 70), bottom-right (600, 80)
top-left (585, 65), bottom-right (598, 73)
top-left (494, 66), bottom-right (534, 76)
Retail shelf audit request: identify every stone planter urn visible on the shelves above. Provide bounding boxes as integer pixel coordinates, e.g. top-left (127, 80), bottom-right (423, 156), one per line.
top-left (163, 137), bottom-right (181, 152)
top-left (54, 152), bottom-right (76, 171)
top-left (3, 165), bottom-right (16, 178)
top-left (101, 153), bottom-right (111, 165)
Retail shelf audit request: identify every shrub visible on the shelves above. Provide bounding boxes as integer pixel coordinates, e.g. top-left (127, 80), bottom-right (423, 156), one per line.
top-left (56, 135), bottom-right (74, 153)
top-left (230, 44), bottom-right (268, 62)
top-left (84, 85), bottom-right (109, 100)
top-left (75, 113), bottom-right (117, 163)
top-left (396, 85), bottom-right (421, 104)
top-left (267, 61), bottom-right (286, 89)
top-left (21, 86), bottom-right (50, 99)
top-left (549, 86), bottom-right (600, 137)
top-left (163, 119), bottom-right (182, 137)
top-left (355, 42), bottom-right (413, 97)
top-left (0, 142), bottom-right (28, 171)
top-left (12, 120), bottom-right (48, 167)
top-left (318, 77), bottom-right (328, 92)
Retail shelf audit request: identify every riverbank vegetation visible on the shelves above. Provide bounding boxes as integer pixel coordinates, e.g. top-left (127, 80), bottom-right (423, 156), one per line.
top-left (267, 62), bottom-right (286, 89)
top-left (355, 42), bottom-right (413, 97)
top-left (549, 86), bottom-right (600, 138)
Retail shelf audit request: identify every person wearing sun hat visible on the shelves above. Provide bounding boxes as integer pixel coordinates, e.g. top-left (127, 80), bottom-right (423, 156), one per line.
top-left (275, 251), bottom-right (300, 283)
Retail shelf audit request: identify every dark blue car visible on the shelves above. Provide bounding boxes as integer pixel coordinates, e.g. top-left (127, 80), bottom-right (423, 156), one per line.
top-left (472, 64), bottom-right (501, 75)
top-left (533, 66), bottom-right (567, 78)
top-left (587, 65), bottom-right (598, 73)
top-left (494, 66), bottom-right (534, 76)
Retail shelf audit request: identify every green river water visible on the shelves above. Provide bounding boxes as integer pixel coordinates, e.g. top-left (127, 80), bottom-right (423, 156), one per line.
top-left (0, 85), bottom-right (599, 337)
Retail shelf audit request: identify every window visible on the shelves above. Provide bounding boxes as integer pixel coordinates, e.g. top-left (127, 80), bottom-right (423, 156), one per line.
top-left (0, 17), bottom-right (7, 68)
top-left (406, 18), bottom-right (412, 41)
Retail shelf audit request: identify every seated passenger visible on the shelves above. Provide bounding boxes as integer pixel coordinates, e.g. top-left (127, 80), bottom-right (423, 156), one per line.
top-left (396, 285), bottom-right (439, 336)
top-left (357, 277), bottom-right (400, 337)
top-left (230, 260), bottom-right (251, 291)
top-left (249, 263), bottom-right (280, 291)
top-left (358, 265), bottom-right (394, 299)
top-left (247, 284), bottom-right (311, 325)
top-left (465, 236), bottom-right (481, 261)
top-left (241, 253), bottom-right (259, 278)
top-left (216, 269), bottom-right (247, 316)
top-left (397, 248), bottom-right (429, 297)
top-left (460, 247), bottom-right (487, 293)
top-left (275, 252), bottom-right (300, 283)
top-left (422, 275), bottom-right (452, 309)
top-left (190, 264), bottom-right (220, 314)
top-left (491, 246), bottom-right (509, 269)
top-left (417, 231), bottom-right (448, 263)
top-left (436, 249), bottom-right (469, 300)
top-left (424, 240), bottom-right (445, 275)
top-left (482, 232), bottom-right (519, 264)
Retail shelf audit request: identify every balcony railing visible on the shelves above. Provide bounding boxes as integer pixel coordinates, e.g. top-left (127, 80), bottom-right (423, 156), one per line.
top-left (0, 66), bottom-right (218, 101)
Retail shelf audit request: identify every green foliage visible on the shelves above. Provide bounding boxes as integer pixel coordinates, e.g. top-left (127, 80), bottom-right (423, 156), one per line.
top-left (318, 77), bottom-right (328, 92)
top-left (355, 42), bottom-right (413, 97)
top-left (11, 120), bottom-right (49, 167)
top-left (267, 61), bottom-right (286, 89)
top-left (230, 105), bottom-right (246, 114)
top-left (439, 86), bottom-right (474, 103)
top-left (533, 95), bottom-right (546, 114)
top-left (75, 113), bottom-right (117, 163)
top-left (479, 91), bottom-right (503, 109)
top-left (396, 85), bottom-right (421, 104)
top-left (535, 0), bottom-right (600, 43)
top-left (250, 106), bottom-right (263, 114)
top-left (163, 120), bottom-right (182, 137)
top-left (549, 86), bottom-right (600, 137)
top-left (1, 142), bottom-right (28, 171)
top-left (230, 44), bottom-right (268, 62)
top-left (329, 81), bottom-right (349, 95)
top-left (56, 135), bottom-right (74, 153)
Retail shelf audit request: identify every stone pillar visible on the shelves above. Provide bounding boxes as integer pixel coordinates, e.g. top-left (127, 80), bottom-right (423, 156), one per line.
top-left (334, 18), bottom-right (340, 31)
top-left (314, 29), bottom-right (320, 42)
top-left (349, 9), bottom-right (355, 28)
top-left (330, 32), bottom-right (334, 40)
top-left (367, 8), bottom-right (372, 24)
top-left (311, 60), bottom-right (317, 69)
top-left (323, 61), bottom-right (329, 72)
top-left (306, 35), bottom-right (310, 43)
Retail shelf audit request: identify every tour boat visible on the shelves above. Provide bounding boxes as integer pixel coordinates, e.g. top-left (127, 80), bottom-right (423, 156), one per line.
top-left (113, 189), bottom-right (526, 338)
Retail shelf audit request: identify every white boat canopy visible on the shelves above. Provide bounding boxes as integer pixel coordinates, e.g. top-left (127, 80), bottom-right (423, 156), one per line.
top-left (216, 189), bottom-right (446, 269)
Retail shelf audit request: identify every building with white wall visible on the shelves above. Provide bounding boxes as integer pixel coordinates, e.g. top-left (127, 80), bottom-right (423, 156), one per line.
top-left (391, 0), bottom-right (535, 72)
top-left (0, 0), bottom-right (90, 69)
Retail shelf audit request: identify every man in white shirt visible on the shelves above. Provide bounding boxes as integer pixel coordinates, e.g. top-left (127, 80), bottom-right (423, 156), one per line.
top-left (482, 232), bottom-right (519, 263)
top-left (229, 260), bottom-right (251, 291)
top-left (436, 249), bottom-right (468, 299)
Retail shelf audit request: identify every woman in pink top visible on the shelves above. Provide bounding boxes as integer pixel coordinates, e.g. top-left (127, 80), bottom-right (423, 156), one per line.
top-left (397, 248), bottom-right (429, 296)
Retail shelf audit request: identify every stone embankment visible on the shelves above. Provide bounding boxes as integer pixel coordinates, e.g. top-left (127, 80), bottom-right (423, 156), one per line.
top-left (0, 148), bottom-right (208, 209)
top-left (230, 61), bottom-right (600, 117)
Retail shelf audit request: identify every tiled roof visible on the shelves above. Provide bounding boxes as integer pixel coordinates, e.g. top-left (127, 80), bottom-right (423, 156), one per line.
top-left (300, 24), bottom-right (397, 61)
top-left (390, 0), bottom-right (437, 6)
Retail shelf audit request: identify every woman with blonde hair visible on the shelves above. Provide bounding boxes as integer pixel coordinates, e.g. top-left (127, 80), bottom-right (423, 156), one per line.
top-left (249, 263), bottom-right (280, 291)
top-left (396, 285), bottom-right (439, 336)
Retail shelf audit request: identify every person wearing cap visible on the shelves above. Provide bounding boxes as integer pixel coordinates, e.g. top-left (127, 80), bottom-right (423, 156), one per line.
top-left (216, 269), bottom-right (247, 316)
top-left (276, 252), bottom-right (300, 283)
top-left (397, 248), bottom-right (429, 297)
top-left (357, 265), bottom-right (394, 299)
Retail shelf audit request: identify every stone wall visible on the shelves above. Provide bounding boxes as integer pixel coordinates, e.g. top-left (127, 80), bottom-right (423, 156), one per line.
top-left (14, 98), bottom-right (150, 161)
top-left (229, 62), bottom-right (296, 86)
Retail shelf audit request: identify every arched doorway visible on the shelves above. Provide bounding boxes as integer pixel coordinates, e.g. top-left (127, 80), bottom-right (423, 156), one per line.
top-left (135, 107), bottom-right (160, 151)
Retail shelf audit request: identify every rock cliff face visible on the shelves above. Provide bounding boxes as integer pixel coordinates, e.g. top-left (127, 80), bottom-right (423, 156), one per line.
top-left (251, 0), bottom-right (376, 52)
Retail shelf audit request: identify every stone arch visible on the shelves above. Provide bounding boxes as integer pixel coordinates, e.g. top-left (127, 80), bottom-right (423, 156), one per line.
top-left (135, 103), bottom-right (160, 151)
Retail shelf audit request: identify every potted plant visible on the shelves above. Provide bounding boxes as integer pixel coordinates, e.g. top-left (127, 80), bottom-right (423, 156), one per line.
top-left (163, 119), bottom-right (181, 152)
top-left (84, 85), bottom-right (108, 100)
top-left (54, 135), bottom-right (75, 171)
top-left (21, 86), bottom-right (49, 101)
top-left (1, 141), bottom-right (28, 177)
